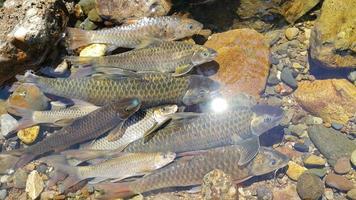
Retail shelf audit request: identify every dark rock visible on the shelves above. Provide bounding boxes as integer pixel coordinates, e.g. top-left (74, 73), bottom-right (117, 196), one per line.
top-left (325, 173), bottom-right (354, 192)
top-left (281, 68), bottom-right (298, 88)
top-left (294, 143), bottom-right (309, 152)
top-left (297, 173), bottom-right (324, 200)
top-left (331, 122), bottom-right (343, 130)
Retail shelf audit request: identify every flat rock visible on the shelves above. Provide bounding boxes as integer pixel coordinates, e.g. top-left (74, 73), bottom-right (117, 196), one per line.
top-left (309, 0), bottom-right (356, 68)
top-left (308, 125), bottom-right (356, 166)
top-left (286, 161), bottom-right (307, 181)
top-left (294, 79), bottom-right (356, 125)
top-left (334, 157), bottom-right (351, 174)
top-left (281, 0), bottom-right (320, 23)
top-left (325, 173), bottom-right (354, 192)
top-left (201, 169), bottom-right (237, 200)
top-left (303, 154), bottom-right (326, 167)
top-left (204, 29), bottom-right (270, 98)
top-left (25, 171), bottom-right (44, 200)
top-left (297, 173), bottom-right (324, 200)
top-left (17, 126), bottom-right (40, 145)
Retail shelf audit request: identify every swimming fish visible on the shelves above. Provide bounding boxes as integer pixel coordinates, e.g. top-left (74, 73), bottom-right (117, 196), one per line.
top-left (6, 101), bottom-right (99, 133)
top-left (68, 41), bottom-right (217, 76)
top-left (16, 71), bottom-right (219, 108)
top-left (124, 104), bottom-right (284, 165)
top-left (96, 0), bottom-right (171, 23)
top-left (95, 145), bottom-right (289, 199)
top-left (82, 105), bottom-right (178, 151)
top-left (46, 152), bottom-right (176, 192)
top-left (66, 16), bottom-right (203, 50)
top-left (10, 98), bottom-right (141, 169)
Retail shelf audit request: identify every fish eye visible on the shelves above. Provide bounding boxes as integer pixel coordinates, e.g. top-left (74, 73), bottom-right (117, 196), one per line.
top-left (187, 24), bottom-right (194, 30)
top-left (271, 159), bottom-right (276, 165)
top-left (202, 52), bottom-right (209, 57)
top-left (149, 2), bottom-right (159, 12)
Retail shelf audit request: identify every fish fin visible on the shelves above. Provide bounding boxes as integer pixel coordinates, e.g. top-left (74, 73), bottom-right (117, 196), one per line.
top-left (61, 149), bottom-right (109, 161)
top-left (95, 182), bottom-right (135, 199)
top-left (59, 175), bottom-right (82, 194)
top-left (53, 118), bottom-right (75, 127)
top-left (93, 67), bottom-right (142, 79)
top-left (66, 56), bottom-right (96, 66)
top-left (6, 106), bottom-right (35, 131)
top-left (71, 99), bottom-right (98, 107)
top-left (135, 38), bottom-right (162, 49)
top-left (167, 112), bottom-right (202, 120)
top-left (14, 153), bottom-right (37, 169)
top-left (47, 170), bottom-right (68, 188)
top-left (1, 113), bottom-right (19, 137)
top-left (88, 177), bottom-right (108, 184)
top-left (107, 123), bottom-right (126, 142)
top-left (66, 27), bottom-right (91, 50)
top-left (143, 122), bottom-right (160, 143)
top-left (187, 186), bottom-right (202, 193)
top-left (106, 45), bottom-right (120, 53)
top-left (15, 71), bottom-right (39, 84)
top-left (236, 136), bottom-right (260, 166)
top-left (173, 64), bottom-right (194, 77)
top-left (177, 150), bottom-right (209, 157)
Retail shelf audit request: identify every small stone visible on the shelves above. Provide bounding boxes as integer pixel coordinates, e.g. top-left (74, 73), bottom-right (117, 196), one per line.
top-left (1, 114), bottom-right (18, 137)
top-left (305, 116), bottom-right (323, 125)
top-left (325, 173), bottom-right (354, 192)
top-left (87, 9), bottom-right (102, 22)
top-left (79, 44), bottom-right (107, 57)
top-left (297, 173), bottom-right (324, 200)
top-left (201, 169), bottom-right (237, 200)
top-left (17, 126), bottom-right (40, 145)
top-left (303, 155), bottom-right (326, 167)
top-left (256, 187), bottom-right (273, 200)
top-left (275, 83), bottom-right (294, 95)
top-left (294, 143), bottom-right (309, 152)
top-left (36, 164), bottom-right (48, 174)
top-left (0, 189), bottom-right (6, 200)
top-left (347, 188), bottom-right (356, 200)
top-left (351, 150), bottom-right (356, 166)
top-left (286, 161), bottom-right (307, 181)
top-left (324, 188), bottom-right (334, 200)
top-left (288, 124), bottom-right (308, 137)
top-left (80, 18), bottom-right (97, 30)
top-left (292, 62), bottom-right (304, 69)
top-left (265, 30), bottom-right (282, 46)
top-left (270, 55), bottom-right (280, 65)
top-left (13, 169), bottom-right (28, 189)
top-left (285, 27), bottom-right (299, 40)
top-left (26, 171), bottom-right (44, 200)
top-left (0, 175), bottom-right (9, 184)
top-left (331, 122), bottom-right (343, 130)
top-left (281, 68), bottom-right (298, 88)
top-left (348, 71), bottom-right (356, 83)
top-left (334, 157), bottom-right (351, 174)
top-left (306, 168), bottom-right (327, 178)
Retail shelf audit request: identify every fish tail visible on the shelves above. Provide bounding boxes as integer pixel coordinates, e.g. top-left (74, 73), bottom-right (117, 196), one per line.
top-left (95, 182), bottom-right (135, 199)
top-left (7, 106), bottom-right (35, 131)
top-left (66, 27), bottom-right (92, 50)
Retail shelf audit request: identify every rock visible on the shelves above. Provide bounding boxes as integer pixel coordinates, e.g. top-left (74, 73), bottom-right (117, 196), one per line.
top-left (0, 0), bottom-right (69, 85)
top-left (347, 188), bottom-right (356, 200)
top-left (292, 62), bottom-right (303, 70)
top-left (334, 157), bottom-right (351, 174)
top-left (79, 17), bottom-right (98, 30)
top-left (13, 169), bottom-right (28, 189)
top-left (303, 155), bottom-right (326, 167)
top-left (324, 188), bottom-right (334, 200)
top-left (285, 27), bottom-right (299, 40)
top-left (348, 71), bottom-right (356, 83)
top-left (0, 175), bottom-right (9, 183)
top-left (256, 187), bottom-right (273, 200)
top-left (325, 173), bottom-right (354, 192)
top-left (308, 125), bottom-right (356, 166)
top-left (286, 161), bottom-right (307, 181)
top-left (295, 79), bottom-right (356, 125)
top-left (0, 189), bottom-right (6, 200)
top-left (7, 84), bottom-right (49, 112)
top-left (305, 116), bottom-right (323, 125)
top-left (201, 169), bottom-right (237, 200)
top-left (306, 168), bottom-right (327, 178)
top-left (204, 29), bottom-right (270, 98)
top-left (297, 173), bottom-right (324, 200)
top-left (288, 124), bottom-right (308, 137)
top-left (79, 44), bottom-right (107, 57)
top-left (331, 122), bottom-right (343, 130)
top-left (264, 30), bottom-right (282, 47)
top-left (281, 0), bottom-right (320, 23)
top-left (267, 70), bottom-right (280, 85)
top-left (274, 82), bottom-right (293, 95)
top-left (293, 143), bottom-right (309, 152)
top-left (309, 0), bottom-right (356, 68)
top-left (351, 150), bottom-right (356, 166)
top-left (17, 126), bottom-right (40, 145)
top-left (1, 113), bottom-right (18, 137)
top-left (78, 0), bottom-right (95, 15)
top-left (26, 171), bottom-right (44, 200)
top-left (280, 68), bottom-right (297, 88)
top-left (87, 8), bottom-right (102, 22)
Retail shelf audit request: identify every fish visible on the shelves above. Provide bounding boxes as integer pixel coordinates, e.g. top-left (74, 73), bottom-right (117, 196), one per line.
top-left (96, 0), bottom-right (172, 23)
top-left (9, 98), bottom-right (141, 169)
top-left (66, 16), bottom-right (203, 50)
top-left (6, 101), bottom-right (100, 133)
top-left (94, 145), bottom-right (289, 199)
top-left (82, 105), bottom-right (179, 151)
top-left (67, 41), bottom-right (217, 77)
top-left (16, 71), bottom-right (219, 108)
top-left (124, 104), bottom-right (284, 165)
top-left (44, 152), bottom-right (176, 192)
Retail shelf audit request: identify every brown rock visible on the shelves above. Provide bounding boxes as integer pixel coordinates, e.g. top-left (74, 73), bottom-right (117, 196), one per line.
top-left (294, 79), bottom-right (356, 125)
top-left (334, 157), bottom-right (351, 175)
top-left (325, 173), bottom-right (355, 192)
top-left (309, 0), bottom-right (356, 68)
top-left (201, 169), bottom-right (237, 200)
top-left (204, 29), bottom-right (270, 98)
top-left (0, 0), bottom-right (69, 85)
top-left (297, 173), bottom-right (324, 200)
top-left (281, 0), bottom-right (320, 24)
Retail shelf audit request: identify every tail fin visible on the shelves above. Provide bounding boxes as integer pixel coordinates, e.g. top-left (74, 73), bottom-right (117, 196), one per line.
top-left (66, 56), bottom-right (97, 67)
top-left (15, 71), bottom-right (39, 84)
top-left (95, 182), bottom-right (135, 199)
top-left (7, 106), bottom-right (35, 131)
top-left (66, 28), bottom-right (91, 50)
top-left (237, 136), bottom-right (260, 166)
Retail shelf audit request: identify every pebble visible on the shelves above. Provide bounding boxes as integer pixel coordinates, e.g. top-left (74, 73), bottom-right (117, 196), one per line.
top-left (324, 188), bottom-right (334, 200)
top-left (265, 30), bottom-right (282, 46)
top-left (80, 44), bottom-right (107, 57)
top-left (0, 175), bottom-right (9, 184)
top-left (0, 189), bottom-right (6, 200)
top-left (294, 143), bottom-right (309, 152)
top-left (281, 68), bottom-right (298, 88)
top-left (201, 169), bottom-right (237, 200)
top-left (331, 122), bottom-right (343, 130)
top-left (36, 164), bottom-right (48, 174)
top-left (256, 187), bottom-right (273, 200)
top-left (26, 171), bottom-right (44, 200)
top-left (347, 188), bottom-right (356, 200)
top-left (303, 155), bottom-right (326, 167)
top-left (80, 18), bottom-right (97, 30)
top-left (306, 168), bottom-right (327, 178)
top-left (351, 149), bottom-right (356, 166)
top-left (17, 126), bottom-right (40, 145)
top-left (270, 54), bottom-right (280, 65)
top-left (288, 124), bottom-right (308, 137)
top-left (292, 62), bottom-right (304, 69)
top-left (87, 8), bottom-right (102, 22)
top-left (286, 161), bottom-right (307, 181)
top-left (334, 157), bottom-right (351, 174)
top-left (267, 72), bottom-right (280, 85)
top-left (13, 169), bottom-right (28, 189)
top-left (297, 173), bottom-right (323, 200)
top-left (276, 42), bottom-right (289, 55)
top-left (305, 116), bottom-right (323, 125)
top-left (325, 173), bottom-right (354, 192)
top-left (348, 71), bottom-right (356, 82)
top-left (285, 27), bottom-right (299, 40)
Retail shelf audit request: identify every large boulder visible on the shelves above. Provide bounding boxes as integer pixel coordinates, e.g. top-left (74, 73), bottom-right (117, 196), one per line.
top-left (309, 0), bottom-right (356, 68)
top-left (0, 0), bottom-right (69, 85)
top-left (281, 0), bottom-right (320, 24)
top-left (204, 29), bottom-right (270, 98)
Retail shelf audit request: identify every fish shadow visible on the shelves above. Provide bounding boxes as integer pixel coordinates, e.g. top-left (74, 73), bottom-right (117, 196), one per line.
top-left (260, 126), bottom-right (284, 147)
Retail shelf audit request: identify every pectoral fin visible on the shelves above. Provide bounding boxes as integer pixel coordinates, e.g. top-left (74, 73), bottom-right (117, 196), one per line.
top-left (107, 123), bottom-right (126, 142)
top-left (168, 112), bottom-right (202, 120)
top-left (173, 65), bottom-right (194, 77)
top-left (237, 136), bottom-right (260, 166)
top-left (53, 118), bottom-right (75, 126)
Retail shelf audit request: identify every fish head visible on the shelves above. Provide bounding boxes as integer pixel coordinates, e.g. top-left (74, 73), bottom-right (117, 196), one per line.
top-left (153, 105), bottom-right (178, 123)
top-left (250, 104), bottom-right (284, 136)
top-left (114, 98), bottom-right (141, 119)
top-left (249, 147), bottom-right (289, 176)
top-left (154, 152), bottom-right (176, 169)
top-left (191, 46), bottom-right (217, 65)
top-left (146, 0), bottom-right (172, 16)
top-left (168, 18), bottom-right (203, 40)
top-left (183, 76), bottom-right (220, 105)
